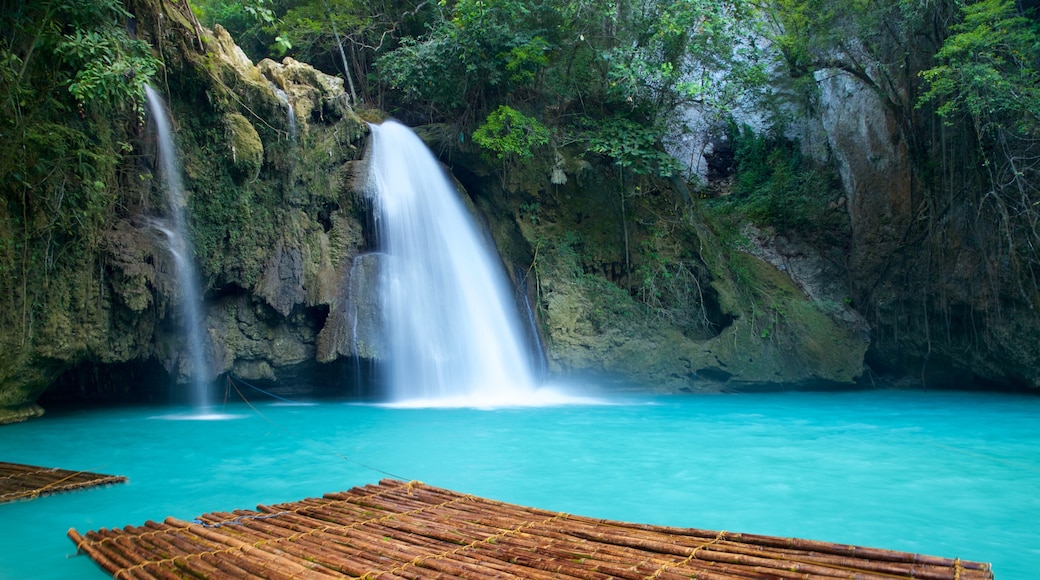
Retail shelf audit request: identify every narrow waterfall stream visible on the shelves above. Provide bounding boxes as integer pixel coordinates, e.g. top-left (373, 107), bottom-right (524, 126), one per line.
top-left (273, 87), bottom-right (296, 139)
top-left (364, 120), bottom-right (541, 405)
top-left (144, 85), bottom-right (213, 412)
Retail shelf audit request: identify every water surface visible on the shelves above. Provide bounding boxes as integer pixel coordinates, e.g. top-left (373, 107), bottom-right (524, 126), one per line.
top-left (0, 389), bottom-right (1036, 579)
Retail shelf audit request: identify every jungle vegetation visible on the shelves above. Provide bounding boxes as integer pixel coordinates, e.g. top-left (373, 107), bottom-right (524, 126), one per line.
top-left (190, 0), bottom-right (1039, 230)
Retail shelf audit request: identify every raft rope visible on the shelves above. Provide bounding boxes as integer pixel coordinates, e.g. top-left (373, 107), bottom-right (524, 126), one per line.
top-left (224, 374), bottom-right (297, 404)
top-left (191, 510), bottom-right (290, 528)
top-left (0, 466), bottom-right (58, 481)
top-left (645, 529), bottom-right (726, 579)
top-left (224, 375), bottom-right (410, 482)
top-left (359, 509), bottom-right (571, 580)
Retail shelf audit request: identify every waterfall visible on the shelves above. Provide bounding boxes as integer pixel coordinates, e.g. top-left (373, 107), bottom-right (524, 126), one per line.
top-left (144, 85), bottom-right (212, 411)
top-left (365, 120), bottom-right (538, 405)
top-left (273, 87), bottom-right (296, 139)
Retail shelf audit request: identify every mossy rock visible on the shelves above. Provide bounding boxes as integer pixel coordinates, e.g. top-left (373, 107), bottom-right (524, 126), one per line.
top-left (225, 113), bottom-right (263, 181)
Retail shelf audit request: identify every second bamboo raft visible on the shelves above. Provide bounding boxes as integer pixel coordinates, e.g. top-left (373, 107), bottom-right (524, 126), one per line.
top-left (0, 461), bottom-right (127, 504)
top-left (68, 478), bottom-right (993, 579)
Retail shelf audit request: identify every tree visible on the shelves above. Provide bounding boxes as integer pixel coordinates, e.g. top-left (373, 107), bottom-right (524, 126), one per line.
top-left (920, 0), bottom-right (1039, 132)
top-left (919, 0), bottom-right (1040, 278)
top-left (191, 0), bottom-right (290, 59)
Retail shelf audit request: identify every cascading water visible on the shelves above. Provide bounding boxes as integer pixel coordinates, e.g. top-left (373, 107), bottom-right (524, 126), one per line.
top-left (365, 120), bottom-right (540, 405)
top-left (273, 87), bottom-right (296, 139)
top-left (144, 84), bottom-right (212, 412)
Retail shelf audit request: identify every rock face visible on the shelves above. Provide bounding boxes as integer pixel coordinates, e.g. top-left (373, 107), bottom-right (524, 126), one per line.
top-left (816, 70), bottom-right (914, 290)
top-left (438, 135), bottom-right (869, 393)
top-left (813, 68), bottom-right (1040, 389)
top-left (316, 252), bottom-right (389, 363)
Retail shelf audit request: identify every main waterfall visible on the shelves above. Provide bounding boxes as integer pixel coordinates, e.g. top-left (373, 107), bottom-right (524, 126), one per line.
top-left (365, 121), bottom-right (539, 405)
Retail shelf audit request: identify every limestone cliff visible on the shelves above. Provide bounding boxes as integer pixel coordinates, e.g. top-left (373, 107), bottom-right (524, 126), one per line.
top-left (431, 133), bottom-right (869, 393)
top-left (815, 69), bottom-right (1040, 389)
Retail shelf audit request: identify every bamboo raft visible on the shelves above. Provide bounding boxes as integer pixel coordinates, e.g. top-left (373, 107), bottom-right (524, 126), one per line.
top-left (0, 461), bottom-right (127, 504)
top-left (68, 479), bottom-right (992, 580)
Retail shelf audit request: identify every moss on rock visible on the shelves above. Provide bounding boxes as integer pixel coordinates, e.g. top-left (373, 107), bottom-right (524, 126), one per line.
top-left (224, 113), bottom-right (263, 181)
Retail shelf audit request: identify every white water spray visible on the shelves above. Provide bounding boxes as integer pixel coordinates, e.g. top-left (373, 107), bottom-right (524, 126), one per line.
top-left (365, 121), bottom-right (544, 406)
top-left (144, 84), bottom-right (213, 411)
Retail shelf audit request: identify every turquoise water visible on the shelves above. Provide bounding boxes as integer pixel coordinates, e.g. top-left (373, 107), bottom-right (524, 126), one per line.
top-left (1, 389), bottom-right (1037, 579)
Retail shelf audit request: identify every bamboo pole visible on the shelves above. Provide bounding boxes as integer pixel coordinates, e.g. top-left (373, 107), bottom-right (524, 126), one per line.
top-left (68, 528), bottom-right (136, 578)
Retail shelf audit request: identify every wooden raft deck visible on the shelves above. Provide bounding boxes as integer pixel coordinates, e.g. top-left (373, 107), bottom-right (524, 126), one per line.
top-left (0, 461), bottom-right (126, 504)
top-left (68, 479), bottom-right (993, 580)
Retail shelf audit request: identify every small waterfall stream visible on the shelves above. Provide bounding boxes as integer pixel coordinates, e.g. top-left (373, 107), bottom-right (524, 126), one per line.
top-left (273, 87), bottom-right (296, 139)
top-left (144, 85), bottom-right (212, 411)
top-left (365, 121), bottom-right (538, 405)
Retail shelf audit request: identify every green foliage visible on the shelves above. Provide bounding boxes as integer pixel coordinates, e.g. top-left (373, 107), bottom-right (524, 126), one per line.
top-left (472, 105), bottom-right (550, 160)
top-left (915, 0), bottom-right (1040, 283)
top-left (919, 0), bottom-right (1040, 131)
top-left (376, 0), bottom-right (761, 130)
top-left (585, 116), bottom-right (679, 177)
top-left (0, 0), bottom-right (162, 345)
top-left (635, 220), bottom-right (718, 337)
top-left (0, 0), bottom-right (161, 237)
top-left (56, 28), bottom-right (161, 115)
top-left (192, 0), bottom-right (279, 58)
top-left (713, 124), bottom-right (839, 235)
top-left (503, 35), bottom-right (550, 84)
top-left (377, 30), bottom-right (470, 111)
top-left (2, 0), bottom-right (160, 117)
top-left (767, 0), bottom-right (936, 129)
top-left (201, 0), bottom-right (765, 187)
top-left (604, 0), bottom-right (762, 114)
top-left (519, 201), bottom-right (541, 224)
top-left (377, 0), bottom-right (554, 114)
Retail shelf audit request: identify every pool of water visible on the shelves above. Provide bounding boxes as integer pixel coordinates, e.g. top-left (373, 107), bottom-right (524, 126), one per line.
top-left (1, 389), bottom-right (1037, 579)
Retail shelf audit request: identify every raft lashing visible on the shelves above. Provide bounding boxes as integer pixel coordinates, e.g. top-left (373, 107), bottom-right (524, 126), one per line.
top-left (68, 479), bottom-right (993, 580)
top-left (0, 461), bottom-right (127, 504)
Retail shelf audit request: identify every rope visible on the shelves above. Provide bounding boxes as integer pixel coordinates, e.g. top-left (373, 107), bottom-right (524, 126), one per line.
top-left (770, 553), bottom-right (941, 580)
top-left (360, 509), bottom-right (571, 579)
top-left (642, 531), bottom-right (942, 580)
top-left (0, 466), bottom-right (58, 481)
top-left (226, 374), bottom-right (298, 404)
top-left (645, 529), bottom-right (726, 580)
top-left (192, 511), bottom-right (291, 528)
top-left (226, 378), bottom-right (411, 481)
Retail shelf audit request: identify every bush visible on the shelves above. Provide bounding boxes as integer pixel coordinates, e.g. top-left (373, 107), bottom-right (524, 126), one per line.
top-left (719, 124), bottom-right (838, 235)
top-left (472, 105), bottom-right (551, 161)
